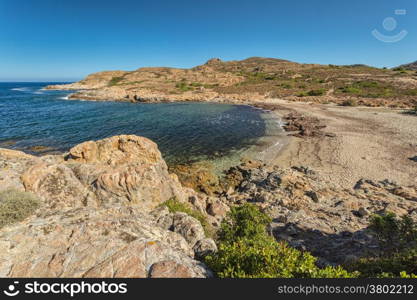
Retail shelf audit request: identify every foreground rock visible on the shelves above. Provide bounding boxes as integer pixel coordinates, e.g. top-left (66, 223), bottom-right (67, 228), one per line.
top-left (0, 206), bottom-right (211, 277)
top-left (0, 135), bottom-right (213, 278)
top-left (223, 161), bottom-right (417, 265)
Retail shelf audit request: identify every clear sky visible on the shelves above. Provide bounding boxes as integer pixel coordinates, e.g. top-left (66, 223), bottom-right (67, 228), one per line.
top-left (0, 0), bottom-right (416, 81)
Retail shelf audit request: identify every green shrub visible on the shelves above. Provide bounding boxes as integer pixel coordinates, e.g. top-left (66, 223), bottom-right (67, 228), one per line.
top-left (108, 76), bottom-right (124, 86)
top-left (205, 204), bottom-right (356, 278)
top-left (347, 212), bottom-right (417, 277)
top-left (175, 82), bottom-right (193, 92)
top-left (355, 81), bottom-right (379, 88)
top-left (369, 212), bottom-right (417, 253)
top-left (0, 189), bottom-right (41, 228)
top-left (278, 83), bottom-right (292, 89)
top-left (161, 198), bottom-right (214, 237)
top-left (350, 249), bottom-right (417, 278)
top-left (405, 89), bottom-right (417, 96)
top-left (205, 238), bottom-right (355, 278)
top-left (297, 91), bottom-right (308, 97)
top-left (340, 86), bottom-right (362, 94)
top-left (217, 204), bottom-right (271, 243)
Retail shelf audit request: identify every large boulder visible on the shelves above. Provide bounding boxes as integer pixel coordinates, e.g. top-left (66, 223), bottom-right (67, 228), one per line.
top-left (0, 135), bottom-right (214, 278)
top-left (17, 135), bottom-right (187, 211)
top-left (66, 135), bottom-right (186, 209)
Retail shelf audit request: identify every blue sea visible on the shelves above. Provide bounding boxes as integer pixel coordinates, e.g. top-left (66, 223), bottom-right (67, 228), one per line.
top-left (0, 82), bottom-right (281, 166)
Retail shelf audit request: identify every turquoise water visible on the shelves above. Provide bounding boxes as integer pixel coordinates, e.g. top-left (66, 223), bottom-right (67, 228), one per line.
top-left (0, 82), bottom-right (281, 165)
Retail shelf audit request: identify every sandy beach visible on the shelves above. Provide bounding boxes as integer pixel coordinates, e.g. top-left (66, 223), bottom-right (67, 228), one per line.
top-left (269, 99), bottom-right (417, 189)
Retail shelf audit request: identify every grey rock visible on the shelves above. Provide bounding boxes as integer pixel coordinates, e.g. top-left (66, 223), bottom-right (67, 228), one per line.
top-left (357, 207), bottom-right (369, 217)
top-left (206, 200), bottom-right (229, 218)
top-left (172, 213), bottom-right (206, 247)
top-left (193, 238), bottom-right (218, 259)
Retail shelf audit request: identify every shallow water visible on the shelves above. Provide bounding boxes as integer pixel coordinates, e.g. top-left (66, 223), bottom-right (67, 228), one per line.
top-left (0, 82), bottom-right (284, 166)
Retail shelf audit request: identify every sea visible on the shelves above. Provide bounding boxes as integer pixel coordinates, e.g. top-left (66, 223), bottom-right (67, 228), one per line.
top-left (0, 82), bottom-right (285, 169)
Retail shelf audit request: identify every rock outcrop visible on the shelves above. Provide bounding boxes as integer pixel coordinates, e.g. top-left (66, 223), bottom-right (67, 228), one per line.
top-left (0, 205), bottom-right (211, 277)
top-left (19, 135), bottom-right (186, 211)
top-left (223, 161), bottom-right (417, 265)
top-left (45, 57), bottom-right (417, 108)
top-left (0, 135), bottom-right (213, 278)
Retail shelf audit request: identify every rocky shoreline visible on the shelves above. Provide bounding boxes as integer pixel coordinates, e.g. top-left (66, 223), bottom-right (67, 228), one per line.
top-left (1, 98), bottom-right (417, 277)
top-left (2, 57), bottom-right (417, 277)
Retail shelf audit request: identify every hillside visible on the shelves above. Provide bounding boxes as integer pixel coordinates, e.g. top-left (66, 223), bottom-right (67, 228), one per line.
top-left (398, 61), bottom-right (417, 71)
top-left (47, 57), bottom-right (417, 108)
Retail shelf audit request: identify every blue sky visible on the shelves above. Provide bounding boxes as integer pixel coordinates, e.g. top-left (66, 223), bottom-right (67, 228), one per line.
top-left (0, 0), bottom-right (416, 81)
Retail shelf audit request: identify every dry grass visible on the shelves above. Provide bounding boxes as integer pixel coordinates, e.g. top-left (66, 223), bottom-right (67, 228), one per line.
top-left (0, 189), bottom-right (41, 228)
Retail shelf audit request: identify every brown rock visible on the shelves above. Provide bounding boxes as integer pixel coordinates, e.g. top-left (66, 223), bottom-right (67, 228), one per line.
top-left (206, 200), bottom-right (230, 218)
top-left (172, 213), bottom-right (205, 247)
top-left (0, 206), bottom-right (210, 278)
top-left (391, 187), bottom-right (417, 202)
top-left (21, 163), bottom-right (92, 210)
top-left (67, 135), bottom-right (186, 209)
top-left (149, 260), bottom-right (194, 278)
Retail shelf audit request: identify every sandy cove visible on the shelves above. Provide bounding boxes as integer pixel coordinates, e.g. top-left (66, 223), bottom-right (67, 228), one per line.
top-left (44, 85), bottom-right (417, 189)
top-left (265, 99), bottom-right (417, 189)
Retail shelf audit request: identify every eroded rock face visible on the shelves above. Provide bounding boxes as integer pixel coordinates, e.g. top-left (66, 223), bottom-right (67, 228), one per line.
top-left (0, 135), bottom-right (213, 278)
top-left (67, 135), bottom-right (186, 209)
top-left (22, 163), bottom-right (92, 210)
top-left (18, 135), bottom-right (186, 211)
top-left (0, 206), bottom-right (211, 278)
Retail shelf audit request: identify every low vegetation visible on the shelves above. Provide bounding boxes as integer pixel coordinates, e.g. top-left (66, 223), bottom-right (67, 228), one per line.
top-left (204, 204), bottom-right (357, 278)
top-left (175, 81), bottom-right (193, 92)
top-left (108, 76), bottom-right (124, 86)
top-left (347, 213), bottom-right (417, 278)
top-left (161, 198), bottom-right (214, 237)
top-left (0, 189), bottom-right (41, 228)
top-left (202, 204), bottom-right (417, 278)
top-left (175, 81), bottom-right (219, 92)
